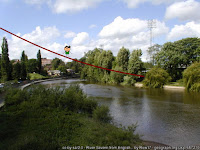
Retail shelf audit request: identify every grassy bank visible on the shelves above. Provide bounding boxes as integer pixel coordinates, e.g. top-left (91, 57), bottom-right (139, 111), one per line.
top-left (28, 73), bottom-right (48, 80)
top-left (0, 85), bottom-right (141, 149)
top-left (165, 79), bottom-right (184, 87)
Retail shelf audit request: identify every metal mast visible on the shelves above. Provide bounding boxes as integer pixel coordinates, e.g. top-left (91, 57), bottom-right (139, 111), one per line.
top-left (148, 19), bottom-right (156, 47)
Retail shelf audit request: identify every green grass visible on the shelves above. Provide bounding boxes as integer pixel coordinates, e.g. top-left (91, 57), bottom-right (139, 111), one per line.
top-left (28, 73), bottom-right (48, 80)
top-left (0, 85), bottom-right (142, 149)
top-left (166, 79), bottom-right (184, 87)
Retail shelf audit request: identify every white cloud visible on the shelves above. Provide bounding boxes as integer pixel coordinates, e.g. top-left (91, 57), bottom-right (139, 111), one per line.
top-left (7, 26), bottom-right (63, 60)
top-left (89, 24), bottom-right (97, 29)
top-left (69, 45), bottom-right (93, 59)
top-left (64, 31), bottom-right (76, 38)
top-left (23, 0), bottom-right (103, 13)
top-left (71, 32), bottom-right (89, 45)
top-left (3, 17), bottom-right (169, 63)
top-left (121, 0), bottom-right (146, 8)
top-left (97, 16), bottom-right (169, 61)
top-left (121, 0), bottom-right (182, 8)
top-left (98, 16), bottom-right (168, 48)
top-left (52, 0), bottom-right (103, 14)
top-left (165, 0), bottom-right (200, 21)
top-left (99, 16), bottom-right (147, 38)
top-left (167, 21), bottom-right (200, 40)
top-left (22, 26), bottom-right (60, 44)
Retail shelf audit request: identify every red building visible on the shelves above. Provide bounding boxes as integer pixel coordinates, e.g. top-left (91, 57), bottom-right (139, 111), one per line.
top-left (41, 58), bottom-right (52, 66)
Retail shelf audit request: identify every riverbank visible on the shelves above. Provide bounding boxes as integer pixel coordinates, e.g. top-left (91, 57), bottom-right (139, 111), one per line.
top-left (135, 83), bottom-right (185, 90)
top-left (0, 76), bottom-right (74, 107)
top-left (2, 78), bottom-right (199, 147)
top-left (20, 77), bottom-right (68, 90)
top-left (0, 85), bottom-right (142, 149)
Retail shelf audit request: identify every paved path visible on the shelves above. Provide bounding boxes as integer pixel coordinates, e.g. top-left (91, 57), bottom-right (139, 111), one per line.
top-left (20, 77), bottom-right (69, 90)
top-left (0, 77), bottom-right (68, 108)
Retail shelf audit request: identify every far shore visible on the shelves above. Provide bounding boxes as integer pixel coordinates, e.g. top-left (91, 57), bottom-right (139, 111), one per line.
top-left (0, 78), bottom-right (189, 148)
top-left (135, 83), bottom-right (185, 90)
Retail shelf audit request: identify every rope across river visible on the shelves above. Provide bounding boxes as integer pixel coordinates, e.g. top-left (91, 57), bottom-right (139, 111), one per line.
top-left (0, 27), bottom-right (144, 78)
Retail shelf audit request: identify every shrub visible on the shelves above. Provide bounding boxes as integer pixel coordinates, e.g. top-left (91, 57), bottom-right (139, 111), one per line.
top-left (183, 62), bottom-right (200, 91)
top-left (5, 88), bottom-right (29, 107)
top-left (93, 105), bottom-right (112, 123)
top-left (81, 99), bottom-right (97, 114)
top-left (121, 76), bottom-right (136, 86)
top-left (143, 67), bottom-right (171, 88)
top-left (110, 66), bottom-right (125, 84)
top-left (0, 85), bottom-right (142, 149)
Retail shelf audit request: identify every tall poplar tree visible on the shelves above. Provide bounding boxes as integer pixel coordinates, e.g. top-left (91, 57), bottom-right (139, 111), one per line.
top-left (37, 50), bottom-right (42, 74)
top-left (128, 49), bottom-right (144, 75)
top-left (116, 47), bottom-right (130, 71)
top-left (1, 37), bottom-right (12, 81)
top-left (111, 47), bottom-right (130, 83)
top-left (13, 62), bottom-right (21, 80)
top-left (21, 51), bottom-right (27, 80)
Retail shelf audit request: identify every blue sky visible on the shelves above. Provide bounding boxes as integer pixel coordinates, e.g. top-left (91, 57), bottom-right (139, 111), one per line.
top-left (0, 0), bottom-right (200, 62)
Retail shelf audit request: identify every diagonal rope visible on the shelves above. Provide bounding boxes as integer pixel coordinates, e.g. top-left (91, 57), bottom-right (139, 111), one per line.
top-left (0, 27), bottom-right (144, 77)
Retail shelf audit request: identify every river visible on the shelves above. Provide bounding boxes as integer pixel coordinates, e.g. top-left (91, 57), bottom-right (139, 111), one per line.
top-left (40, 79), bottom-right (200, 147)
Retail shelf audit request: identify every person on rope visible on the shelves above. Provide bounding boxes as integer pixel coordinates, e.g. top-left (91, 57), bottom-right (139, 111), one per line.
top-left (64, 45), bottom-right (71, 55)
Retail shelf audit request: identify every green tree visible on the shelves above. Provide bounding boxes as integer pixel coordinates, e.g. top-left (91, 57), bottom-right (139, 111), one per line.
top-left (12, 62), bottom-right (21, 80)
top-left (20, 51), bottom-right (27, 80)
top-left (121, 49), bottom-right (144, 85)
top-left (183, 62), bottom-right (200, 92)
top-left (69, 59), bottom-right (83, 73)
top-left (143, 67), bottom-right (171, 88)
top-left (110, 65), bottom-right (124, 83)
top-left (27, 59), bottom-right (38, 73)
top-left (57, 65), bottom-right (67, 74)
top-left (110, 47), bottom-right (130, 83)
top-left (37, 50), bottom-right (42, 74)
top-left (116, 47), bottom-right (130, 71)
top-left (156, 38), bottom-right (200, 81)
top-left (128, 49), bottom-right (144, 77)
top-left (51, 58), bottom-right (65, 70)
top-left (81, 48), bottom-right (102, 81)
top-left (1, 37), bottom-right (12, 81)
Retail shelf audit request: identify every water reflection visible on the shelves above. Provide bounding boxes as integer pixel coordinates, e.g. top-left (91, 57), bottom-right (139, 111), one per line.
top-left (40, 79), bottom-right (200, 146)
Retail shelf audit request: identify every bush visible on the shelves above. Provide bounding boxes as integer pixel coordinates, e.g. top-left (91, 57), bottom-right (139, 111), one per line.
top-left (143, 67), bottom-right (171, 88)
top-left (5, 88), bottom-right (29, 107)
top-left (110, 66), bottom-right (125, 84)
top-left (183, 62), bottom-right (200, 91)
top-left (93, 105), bottom-right (112, 123)
top-left (121, 76), bottom-right (136, 86)
top-left (0, 85), bottom-right (141, 149)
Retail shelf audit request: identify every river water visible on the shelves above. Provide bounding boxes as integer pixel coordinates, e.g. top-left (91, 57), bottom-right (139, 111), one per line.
top-left (40, 79), bottom-right (200, 147)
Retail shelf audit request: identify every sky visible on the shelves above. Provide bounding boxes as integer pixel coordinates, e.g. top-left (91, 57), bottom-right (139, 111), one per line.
top-left (0, 0), bottom-right (200, 62)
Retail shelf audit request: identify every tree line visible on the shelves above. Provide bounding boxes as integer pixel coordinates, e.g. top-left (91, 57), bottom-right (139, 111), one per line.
top-left (0, 37), bottom-right (42, 82)
top-left (1, 36), bottom-right (200, 91)
top-left (80, 47), bottom-right (144, 85)
top-left (80, 37), bottom-right (200, 89)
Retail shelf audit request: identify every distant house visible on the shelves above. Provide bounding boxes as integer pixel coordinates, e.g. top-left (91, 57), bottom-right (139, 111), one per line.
top-left (47, 70), bottom-right (62, 76)
top-left (67, 69), bottom-right (75, 74)
top-left (12, 59), bottom-right (20, 64)
top-left (42, 58), bottom-right (52, 66)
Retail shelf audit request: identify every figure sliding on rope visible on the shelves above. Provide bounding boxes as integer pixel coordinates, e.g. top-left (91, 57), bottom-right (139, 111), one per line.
top-left (64, 45), bottom-right (71, 55)
top-left (64, 45), bottom-right (71, 62)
